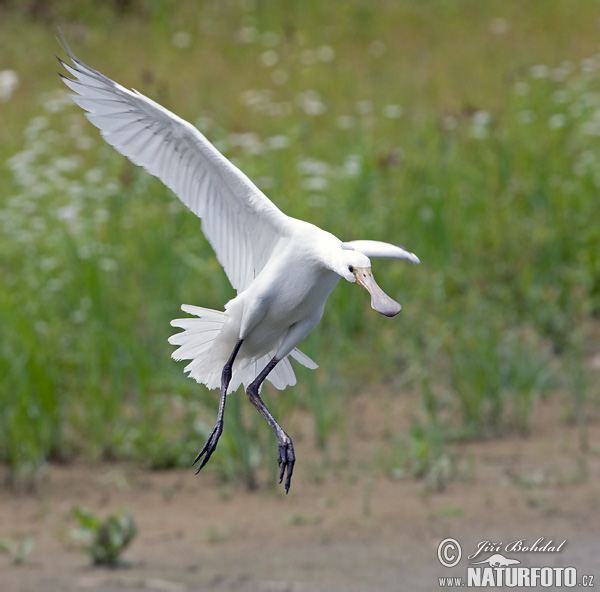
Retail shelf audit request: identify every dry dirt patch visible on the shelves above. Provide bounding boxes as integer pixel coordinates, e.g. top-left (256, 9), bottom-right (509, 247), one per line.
top-left (1, 397), bottom-right (598, 591)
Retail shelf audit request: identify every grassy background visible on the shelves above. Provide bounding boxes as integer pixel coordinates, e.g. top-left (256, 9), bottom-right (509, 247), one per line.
top-left (1, 0), bottom-right (599, 486)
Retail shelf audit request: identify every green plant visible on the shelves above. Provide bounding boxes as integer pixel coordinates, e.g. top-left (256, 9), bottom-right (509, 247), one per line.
top-left (70, 507), bottom-right (137, 566)
top-left (1, 1), bottom-right (599, 485)
top-left (0, 535), bottom-right (35, 565)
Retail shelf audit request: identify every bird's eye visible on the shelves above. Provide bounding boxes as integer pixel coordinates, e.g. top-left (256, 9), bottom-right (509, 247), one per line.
top-left (348, 265), bottom-right (354, 273)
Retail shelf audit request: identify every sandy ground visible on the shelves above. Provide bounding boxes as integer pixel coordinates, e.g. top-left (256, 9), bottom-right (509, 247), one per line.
top-left (1, 393), bottom-right (599, 592)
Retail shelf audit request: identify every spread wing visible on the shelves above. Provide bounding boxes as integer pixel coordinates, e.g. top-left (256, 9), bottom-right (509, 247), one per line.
top-left (59, 47), bottom-right (292, 293)
top-left (342, 240), bottom-right (420, 264)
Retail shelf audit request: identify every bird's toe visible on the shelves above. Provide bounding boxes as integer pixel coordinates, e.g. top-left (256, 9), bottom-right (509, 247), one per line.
top-left (277, 438), bottom-right (295, 494)
top-left (193, 421), bottom-right (223, 472)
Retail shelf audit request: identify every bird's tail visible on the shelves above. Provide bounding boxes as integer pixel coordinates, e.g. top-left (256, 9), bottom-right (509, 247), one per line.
top-left (169, 305), bottom-right (318, 393)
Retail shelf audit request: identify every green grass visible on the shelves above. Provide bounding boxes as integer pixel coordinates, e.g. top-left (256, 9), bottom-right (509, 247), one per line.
top-left (1, 1), bottom-right (599, 485)
top-left (70, 506), bottom-right (137, 566)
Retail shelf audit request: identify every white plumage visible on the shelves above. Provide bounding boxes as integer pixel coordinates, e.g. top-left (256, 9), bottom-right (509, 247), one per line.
top-left (59, 44), bottom-right (419, 492)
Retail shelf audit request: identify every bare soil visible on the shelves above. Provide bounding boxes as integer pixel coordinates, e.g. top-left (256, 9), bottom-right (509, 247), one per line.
top-left (2, 392), bottom-right (599, 592)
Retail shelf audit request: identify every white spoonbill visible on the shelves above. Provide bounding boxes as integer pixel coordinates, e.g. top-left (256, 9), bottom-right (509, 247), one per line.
top-left (59, 45), bottom-right (419, 493)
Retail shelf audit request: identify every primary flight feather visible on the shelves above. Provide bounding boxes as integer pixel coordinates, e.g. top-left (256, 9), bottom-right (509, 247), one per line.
top-left (59, 44), bottom-right (419, 492)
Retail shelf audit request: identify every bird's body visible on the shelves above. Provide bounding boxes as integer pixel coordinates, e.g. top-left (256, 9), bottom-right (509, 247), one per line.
top-left (59, 43), bottom-right (419, 492)
top-left (228, 220), bottom-right (340, 363)
top-left (170, 218), bottom-right (343, 393)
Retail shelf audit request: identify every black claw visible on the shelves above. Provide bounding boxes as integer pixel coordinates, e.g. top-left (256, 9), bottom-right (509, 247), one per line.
top-left (277, 439), bottom-right (295, 494)
top-left (192, 421), bottom-right (223, 473)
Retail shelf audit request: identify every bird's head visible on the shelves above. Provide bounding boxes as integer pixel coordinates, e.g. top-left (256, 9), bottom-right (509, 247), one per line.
top-left (338, 249), bottom-right (402, 317)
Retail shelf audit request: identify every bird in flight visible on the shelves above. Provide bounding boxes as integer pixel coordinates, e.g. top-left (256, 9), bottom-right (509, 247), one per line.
top-left (59, 43), bottom-right (419, 493)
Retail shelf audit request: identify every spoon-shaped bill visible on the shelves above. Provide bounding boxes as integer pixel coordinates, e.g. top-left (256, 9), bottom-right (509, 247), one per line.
top-left (353, 267), bottom-right (402, 317)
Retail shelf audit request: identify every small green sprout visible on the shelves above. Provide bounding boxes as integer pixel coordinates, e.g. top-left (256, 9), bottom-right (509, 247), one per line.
top-left (70, 507), bottom-right (137, 566)
top-left (0, 535), bottom-right (35, 565)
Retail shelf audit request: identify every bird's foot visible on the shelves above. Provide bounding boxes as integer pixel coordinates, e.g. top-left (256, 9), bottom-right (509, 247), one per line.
top-left (277, 436), bottom-right (295, 494)
top-left (192, 420), bottom-right (223, 473)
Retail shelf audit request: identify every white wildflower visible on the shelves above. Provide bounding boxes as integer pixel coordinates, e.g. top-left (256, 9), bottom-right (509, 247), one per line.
top-left (296, 157), bottom-right (331, 177)
top-left (0, 69), bottom-right (18, 102)
top-left (229, 132), bottom-right (264, 155)
top-left (71, 309), bottom-right (87, 324)
top-left (85, 168), bottom-right (104, 184)
top-left (548, 113), bottom-right (566, 129)
top-left (56, 204), bottom-right (81, 223)
top-left (470, 111), bottom-right (491, 139)
top-left (266, 135), bottom-right (290, 150)
top-left (40, 257), bottom-right (59, 271)
top-left (260, 50), bottom-right (279, 68)
top-left (238, 26), bottom-right (258, 44)
top-left (77, 245), bottom-right (92, 259)
top-left (472, 111), bottom-right (491, 126)
top-left (34, 320), bottom-right (49, 335)
top-left (296, 90), bottom-right (326, 116)
top-left (419, 206), bottom-right (434, 223)
top-left (42, 90), bottom-right (73, 113)
top-left (104, 180), bottom-right (119, 195)
top-left (99, 258), bottom-right (118, 272)
top-left (383, 104), bottom-right (403, 119)
top-left (581, 121), bottom-right (600, 136)
top-left (53, 156), bottom-right (80, 173)
top-left (489, 17), bottom-right (509, 35)
top-left (172, 31), bottom-right (192, 49)
top-left (581, 57), bottom-right (597, 74)
top-left (239, 88), bottom-right (274, 111)
top-left (530, 64), bottom-right (549, 79)
top-left (317, 46), bottom-right (335, 62)
top-left (341, 154), bottom-right (362, 177)
top-left (30, 181), bottom-right (51, 198)
top-left (302, 176), bottom-right (328, 192)
top-left (24, 116), bottom-right (49, 141)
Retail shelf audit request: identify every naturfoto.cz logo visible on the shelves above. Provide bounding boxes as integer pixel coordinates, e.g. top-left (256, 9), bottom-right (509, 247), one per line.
top-left (437, 537), bottom-right (595, 588)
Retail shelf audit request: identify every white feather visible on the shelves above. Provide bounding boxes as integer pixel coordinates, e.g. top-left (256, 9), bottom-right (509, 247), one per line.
top-left (59, 48), bottom-right (415, 398)
top-left (342, 239), bottom-right (420, 264)
top-left (59, 52), bottom-right (291, 295)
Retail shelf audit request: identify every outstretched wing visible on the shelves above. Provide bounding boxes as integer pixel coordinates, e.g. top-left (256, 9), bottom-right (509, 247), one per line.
top-left (59, 47), bottom-right (292, 293)
top-left (342, 240), bottom-right (420, 264)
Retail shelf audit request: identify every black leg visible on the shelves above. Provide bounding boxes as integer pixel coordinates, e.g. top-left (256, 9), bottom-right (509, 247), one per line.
top-left (245, 358), bottom-right (296, 494)
top-left (192, 339), bottom-right (243, 473)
